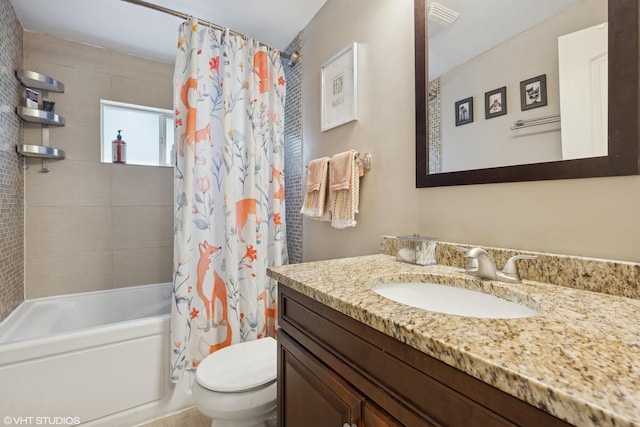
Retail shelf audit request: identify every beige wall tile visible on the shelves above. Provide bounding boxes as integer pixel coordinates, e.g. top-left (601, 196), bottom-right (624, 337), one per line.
top-left (50, 113), bottom-right (103, 162)
top-left (111, 75), bottom-right (173, 110)
top-left (25, 160), bottom-right (112, 207)
top-left (26, 251), bottom-right (113, 299)
top-left (26, 206), bottom-right (111, 257)
top-left (112, 206), bottom-right (173, 250)
top-left (109, 50), bottom-right (173, 109)
top-left (64, 71), bottom-right (112, 112)
top-left (56, 71), bottom-right (111, 162)
top-left (24, 31), bottom-right (112, 74)
top-left (113, 246), bottom-right (173, 288)
top-left (110, 50), bottom-right (173, 80)
top-left (112, 164), bottom-right (174, 207)
top-left (23, 32), bottom-right (174, 298)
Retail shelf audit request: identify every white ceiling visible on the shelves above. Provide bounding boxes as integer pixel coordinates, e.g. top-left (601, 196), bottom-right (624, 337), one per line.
top-left (10, 0), bottom-right (585, 74)
top-left (10, 0), bottom-right (328, 64)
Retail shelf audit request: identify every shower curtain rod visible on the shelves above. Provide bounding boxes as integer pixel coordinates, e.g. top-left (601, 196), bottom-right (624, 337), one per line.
top-left (120, 0), bottom-right (298, 63)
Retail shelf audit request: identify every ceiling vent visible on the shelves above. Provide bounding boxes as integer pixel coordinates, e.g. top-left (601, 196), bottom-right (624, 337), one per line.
top-left (427, 2), bottom-right (459, 37)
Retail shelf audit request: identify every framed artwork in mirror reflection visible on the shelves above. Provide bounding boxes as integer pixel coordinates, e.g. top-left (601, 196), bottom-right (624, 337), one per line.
top-left (485, 87), bottom-right (507, 119)
top-left (455, 97), bottom-right (473, 126)
top-left (520, 74), bottom-right (548, 111)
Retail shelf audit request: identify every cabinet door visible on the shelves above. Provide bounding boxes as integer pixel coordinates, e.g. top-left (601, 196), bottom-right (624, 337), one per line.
top-left (279, 332), bottom-right (363, 427)
top-left (363, 402), bottom-right (404, 427)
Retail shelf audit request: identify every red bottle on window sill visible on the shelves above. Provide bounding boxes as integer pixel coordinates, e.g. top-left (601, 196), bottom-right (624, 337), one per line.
top-left (112, 130), bottom-right (127, 164)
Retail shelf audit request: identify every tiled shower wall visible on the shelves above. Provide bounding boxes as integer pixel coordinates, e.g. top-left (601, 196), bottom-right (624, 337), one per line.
top-left (23, 32), bottom-right (174, 299)
top-left (0, 0), bottom-right (24, 321)
top-left (284, 32), bottom-right (303, 264)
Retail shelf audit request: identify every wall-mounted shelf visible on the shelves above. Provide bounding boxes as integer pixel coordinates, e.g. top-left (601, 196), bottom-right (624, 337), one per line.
top-left (16, 144), bottom-right (65, 159)
top-left (16, 70), bottom-right (65, 93)
top-left (16, 106), bottom-right (65, 126)
top-left (16, 70), bottom-right (66, 173)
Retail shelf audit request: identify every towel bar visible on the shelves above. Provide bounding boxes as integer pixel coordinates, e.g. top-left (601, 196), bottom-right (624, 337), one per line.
top-left (511, 114), bottom-right (560, 130)
top-left (305, 152), bottom-right (372, 171)
top-left (356, 152), bottom-right (372, 170)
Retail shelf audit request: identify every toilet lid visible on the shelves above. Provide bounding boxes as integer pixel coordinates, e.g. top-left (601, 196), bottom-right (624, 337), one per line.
top-left (196, 337), bottom-right (277, 392)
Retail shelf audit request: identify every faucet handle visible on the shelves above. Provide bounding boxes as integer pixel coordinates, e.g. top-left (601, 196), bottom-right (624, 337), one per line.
top-left (500, 255), bottom-right (537, 281)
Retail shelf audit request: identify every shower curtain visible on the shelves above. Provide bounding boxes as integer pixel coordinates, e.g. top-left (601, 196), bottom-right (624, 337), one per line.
top-left (170, 18), bottom-right (287, 382)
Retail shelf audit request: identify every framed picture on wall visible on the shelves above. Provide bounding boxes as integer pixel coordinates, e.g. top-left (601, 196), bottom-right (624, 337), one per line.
top-left (520, 74), bottom-right (548, 111)
top-left (455, 97), bottom-right (473, 126)
top-left (485, 87), bottom-right (507, 119)
top-left (321, 42), bottom-right (357, 131)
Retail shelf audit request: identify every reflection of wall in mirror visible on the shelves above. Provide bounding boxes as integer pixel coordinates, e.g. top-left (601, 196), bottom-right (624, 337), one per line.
top-left (429, 0), bottom-right (606, 174)
top-left (558, 23), bottom-right (608, 160)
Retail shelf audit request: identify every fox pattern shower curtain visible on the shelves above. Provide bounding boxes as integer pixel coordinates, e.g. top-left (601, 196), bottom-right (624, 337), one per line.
top-left (171, 18), bottom-right (287, 382)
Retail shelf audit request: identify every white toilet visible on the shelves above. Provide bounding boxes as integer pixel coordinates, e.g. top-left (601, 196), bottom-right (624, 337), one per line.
top-left (192, 336), bottom-right (278, 427)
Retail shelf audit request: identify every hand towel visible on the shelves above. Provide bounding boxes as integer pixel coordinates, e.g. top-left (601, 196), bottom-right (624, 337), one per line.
top-left (300, 157), bottom-right (331, 221)
top-left (329, 150), bottom-right (355, 192)
top-left (306, 157), bottom-right (328, 192)
top-left (329, 150), bottom-right (365, 229)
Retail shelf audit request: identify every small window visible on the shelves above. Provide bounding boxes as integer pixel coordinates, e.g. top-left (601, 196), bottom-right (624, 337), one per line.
top-left (100, 100), bottom-right (175, 167)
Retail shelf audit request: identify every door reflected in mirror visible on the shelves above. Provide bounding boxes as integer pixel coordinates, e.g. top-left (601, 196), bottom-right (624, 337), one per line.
top-left (427, 0), bottom-right (607, 174)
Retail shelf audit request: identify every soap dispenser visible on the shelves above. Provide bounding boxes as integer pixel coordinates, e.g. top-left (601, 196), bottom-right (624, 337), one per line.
top-left (112, 130), bottom-right (127, 164)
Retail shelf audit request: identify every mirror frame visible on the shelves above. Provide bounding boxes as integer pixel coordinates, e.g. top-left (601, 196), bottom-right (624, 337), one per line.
top-left (415, 0), bottom-right (640, 187)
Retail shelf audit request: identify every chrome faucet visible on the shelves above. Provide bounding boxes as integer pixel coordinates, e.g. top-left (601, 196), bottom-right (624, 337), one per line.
top-left (464, 247), bottom-right (536, 283)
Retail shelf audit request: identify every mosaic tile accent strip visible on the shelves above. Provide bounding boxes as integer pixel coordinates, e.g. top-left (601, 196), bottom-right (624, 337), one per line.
top-left (283, 32), bottom-right (303, 265)
top-left (428, 77), bottom-right (441, 173)
top-left (0, 0), bottom-right (24, 321)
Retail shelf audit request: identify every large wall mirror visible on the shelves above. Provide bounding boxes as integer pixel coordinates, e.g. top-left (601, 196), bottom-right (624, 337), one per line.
top-left (415, 0), bottom-right (639, 187)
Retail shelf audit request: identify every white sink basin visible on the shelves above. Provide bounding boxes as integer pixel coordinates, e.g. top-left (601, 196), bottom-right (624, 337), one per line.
top-left (372, 282), bottom-right (538, 319)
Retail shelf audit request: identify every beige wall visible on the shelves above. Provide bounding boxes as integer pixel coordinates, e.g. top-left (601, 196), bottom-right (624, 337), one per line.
top-left (302, 0), bottom-right (640, 264)
top-left (23, 32), bottom-right (174, 298)
top-left (302, 0), bottom-right (421, 261)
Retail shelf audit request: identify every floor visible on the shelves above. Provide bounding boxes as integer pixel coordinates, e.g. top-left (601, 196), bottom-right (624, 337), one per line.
top-left (136, 407), bottom-right (278, 427)
top-left (136, 407), bottom-right (210, 427)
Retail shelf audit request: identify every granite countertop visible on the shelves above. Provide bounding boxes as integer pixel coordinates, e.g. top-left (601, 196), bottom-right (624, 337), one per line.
top-left (268, 254), bottom-right (640, 427)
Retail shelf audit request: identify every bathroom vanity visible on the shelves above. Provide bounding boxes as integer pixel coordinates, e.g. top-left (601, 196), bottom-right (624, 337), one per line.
top-left (268, 253), bottom-right (640, 426)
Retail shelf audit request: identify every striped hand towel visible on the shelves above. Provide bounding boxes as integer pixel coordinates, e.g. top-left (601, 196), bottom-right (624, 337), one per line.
top-left (329, 150), bottom-right (364, 229)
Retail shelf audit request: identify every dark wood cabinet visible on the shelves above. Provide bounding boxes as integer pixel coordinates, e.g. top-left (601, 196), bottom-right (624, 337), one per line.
top-left (279, 332), bottom-right (363, 426)
top-left (277, 285), bottom-right (572, 427)
top-left (364, 402), bottom-right (404, 427)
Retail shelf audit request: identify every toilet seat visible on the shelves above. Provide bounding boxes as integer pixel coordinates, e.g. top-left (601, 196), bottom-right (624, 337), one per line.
top-left (196, 337), bottom-right (277, 393)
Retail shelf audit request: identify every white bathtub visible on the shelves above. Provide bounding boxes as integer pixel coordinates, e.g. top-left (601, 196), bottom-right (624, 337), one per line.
top-left (0, 283), bottom-right (194, 426)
